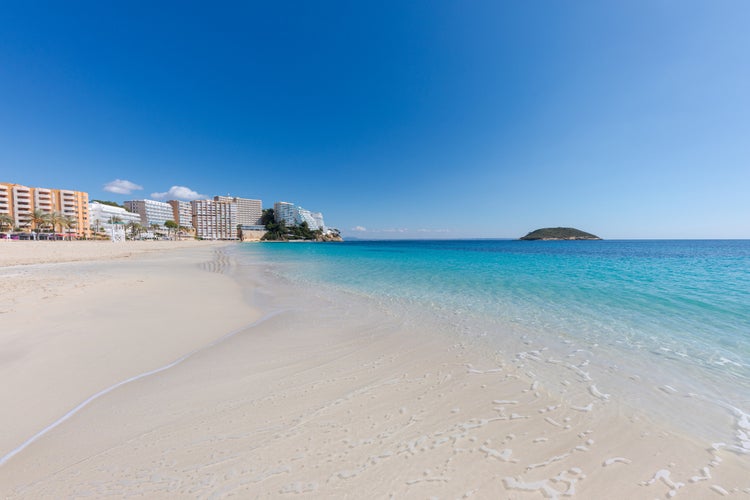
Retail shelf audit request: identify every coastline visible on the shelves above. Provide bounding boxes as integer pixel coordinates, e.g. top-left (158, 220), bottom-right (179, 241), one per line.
top-left (1, 242), bottom-right (748, 497)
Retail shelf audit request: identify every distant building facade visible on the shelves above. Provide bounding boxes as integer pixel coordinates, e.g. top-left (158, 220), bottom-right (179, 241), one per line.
top-left (215, 195), bottom-right (262, 226)
top-left (0, 182), bottom-right (90, 237)
top-left (273, 201), bottom-right (297, 227)
top-left (191, 199), bottom-right (237, 239)
top-left (88, 202), bottom-right (141, 226)
top-left (273, 201), bottom-right (326, 231)
top-left (3, 183), bottom-right (33, 230)
top-left (296, 208), bottom-right (318, 229)
top-left (124, 199), bottom-right (173, 227)
top-left (167, 200), bottom-right (193, 228)
top-left (88, 202), bottom-right (141, 239)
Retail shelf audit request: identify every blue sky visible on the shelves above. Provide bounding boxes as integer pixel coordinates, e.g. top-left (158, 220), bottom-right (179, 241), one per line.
top-left (1, 1), bottom-right (748, 239)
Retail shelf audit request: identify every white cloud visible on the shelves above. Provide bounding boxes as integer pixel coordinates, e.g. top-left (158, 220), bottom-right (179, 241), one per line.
top-left (351, 226), bottom-right (367, 232)
top-left (151, 186), bottom-right (208, 201)
top-left (103, 179), bottom-right (143, 195)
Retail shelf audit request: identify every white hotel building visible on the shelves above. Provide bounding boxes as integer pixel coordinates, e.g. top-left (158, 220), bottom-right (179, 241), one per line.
top-left (274, 201), bottom-right (326, 231)
top-left (89, 202), bottom-right (141, 226)
top-left (273, 201), bottom-right (297, 227)
top-left (88, 202), bottom-right (141, 240)
top-left (124, 199), bottom-right (174, 227)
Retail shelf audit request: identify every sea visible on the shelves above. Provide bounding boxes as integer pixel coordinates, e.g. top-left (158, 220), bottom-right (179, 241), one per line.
top-left (232, 239), bottom-right (750, 453)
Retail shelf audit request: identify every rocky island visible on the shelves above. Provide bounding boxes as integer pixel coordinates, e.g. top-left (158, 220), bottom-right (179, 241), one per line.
top-left (520, 227), bottom-right (601, 240)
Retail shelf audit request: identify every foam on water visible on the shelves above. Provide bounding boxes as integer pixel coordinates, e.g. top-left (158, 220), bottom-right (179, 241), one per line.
top-left (232, 239), bottom-right (750, 449)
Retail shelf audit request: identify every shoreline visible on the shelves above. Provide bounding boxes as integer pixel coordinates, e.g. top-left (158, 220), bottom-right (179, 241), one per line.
top-left (230, 246), bottom-right (750, 496)
top-left (1, 242), bottom-right (748, 497)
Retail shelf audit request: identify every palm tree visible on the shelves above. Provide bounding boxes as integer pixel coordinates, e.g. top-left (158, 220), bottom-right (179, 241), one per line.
top-left (58, 215), bottom-right (69, 239)
top-left (30, 209), bottom-right (49, 237)
top-left (62, 215), bottom-right (77, 240)
top-left (106, 215), bottom-right (124, 241)
top-left (126, 221), bottom-right (141, 240)
top-left (149, 223), bottom-right (161, 239)
top-left (47, 211), bottom-right (65, 235)
top-left (0, 213), bottom-right (13, 233)
top-left (92, 219), bottom-right (102, 239)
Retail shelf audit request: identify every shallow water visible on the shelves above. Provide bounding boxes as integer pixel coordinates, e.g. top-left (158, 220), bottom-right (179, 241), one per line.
top-left (232, 239), bottom-right (750, 450)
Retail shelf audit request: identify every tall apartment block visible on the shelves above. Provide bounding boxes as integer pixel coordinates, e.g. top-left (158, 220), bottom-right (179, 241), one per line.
top-left (191, 199), bottom-right (238, 240)
top-left (167, 200), bottom-right (193, 228)
top-left (273, 201), bottom-right (325, 231)
top-left (273, 201), bottom-right (297, 227)
top-left (214, 195), bottom-right (262, 227)
top-left (0, 182), bottom-right (90, 236)
top-left (124, 199), bottom-right (174, 227)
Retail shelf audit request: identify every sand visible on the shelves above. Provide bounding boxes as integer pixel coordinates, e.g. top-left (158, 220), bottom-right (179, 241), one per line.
top-left (0, 241), bottom-right (748, 498)
top-left (0, 239), bottom-right (222, 267)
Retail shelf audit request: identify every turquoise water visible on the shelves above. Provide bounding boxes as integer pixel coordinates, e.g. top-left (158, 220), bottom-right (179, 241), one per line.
top-left (235, 240), bottom-right (750, 446)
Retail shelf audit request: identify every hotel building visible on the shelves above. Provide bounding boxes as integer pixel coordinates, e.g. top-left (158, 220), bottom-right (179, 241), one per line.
top-left (214, 195), bottom-right (263, 227)
top-left (167, 200), bottom-right (193, 228)
top-left (89, 202), bottom-right (141, 227)
top-left (0, 182), bottom-right (90, 237)
top-left (124, 199), bottom-right (174, 227)
top-left (273, 201), bottom-right (297, 227)
top-left (297, 208), bottom-right (326, 231)
top-left (88, 201), bottom-right (141, 240)
top-left (273, 201), bottom-right (325, 231)
top-left (191, 199), bottom-right (238, 240)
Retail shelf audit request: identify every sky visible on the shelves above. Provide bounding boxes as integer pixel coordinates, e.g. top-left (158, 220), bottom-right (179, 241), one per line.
top-left (1, 1), bottom-right (748, 239)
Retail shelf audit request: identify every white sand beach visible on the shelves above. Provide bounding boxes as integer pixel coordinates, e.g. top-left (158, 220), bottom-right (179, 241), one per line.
top-left (0, 241), bottom-right (748, 498)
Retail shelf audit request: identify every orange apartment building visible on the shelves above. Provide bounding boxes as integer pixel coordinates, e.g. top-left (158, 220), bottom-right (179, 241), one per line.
top-left (0, 182), bottom-right (91, 237)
